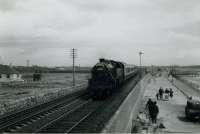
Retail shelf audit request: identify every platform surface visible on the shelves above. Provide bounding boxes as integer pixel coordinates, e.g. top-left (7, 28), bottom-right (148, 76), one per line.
top-left (143, 72), bottom-right (200, 133)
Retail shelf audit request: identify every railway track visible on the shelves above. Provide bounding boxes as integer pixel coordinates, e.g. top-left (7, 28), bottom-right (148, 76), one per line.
top-left (0, 89), bottom-right (88, 133)
top-left (0, 73), bottom-right (141, 133)
top-left (35, 100), bottom-right (103, 133)
top-left (35, 74), bottom-right (141, 133)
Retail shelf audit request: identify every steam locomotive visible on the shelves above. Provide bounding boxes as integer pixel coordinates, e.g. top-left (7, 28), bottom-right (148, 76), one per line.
top-left (88, 58), bottom-right (138, 99)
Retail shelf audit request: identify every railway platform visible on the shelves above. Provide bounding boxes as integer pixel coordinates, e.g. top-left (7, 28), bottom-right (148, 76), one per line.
top-left (136, 72), bottom-right (200, 133)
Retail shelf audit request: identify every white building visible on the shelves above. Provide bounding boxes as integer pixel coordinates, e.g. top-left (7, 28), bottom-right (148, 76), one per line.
top-left (0, 65), bottom-right (23, 82)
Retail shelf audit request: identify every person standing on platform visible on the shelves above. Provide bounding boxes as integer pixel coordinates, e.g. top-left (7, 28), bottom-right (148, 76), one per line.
top-left (146, 98), bottom-right (153, 120)
top-left (159, 87), bottom-right (164, 100)
top-left (146, 98), bottom-right (153, 108)
top-left (156, 93), bottom-right (159, 100)
top-left (169, 88), bottom-right (174, 98)
top-left (152, 101), bottom-right (159, 123)
top-left (165, 88), bottom-right (169, 94)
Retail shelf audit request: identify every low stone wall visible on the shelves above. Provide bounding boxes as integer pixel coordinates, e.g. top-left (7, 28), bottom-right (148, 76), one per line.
top-left (0, 83), bottom-right (87, 116)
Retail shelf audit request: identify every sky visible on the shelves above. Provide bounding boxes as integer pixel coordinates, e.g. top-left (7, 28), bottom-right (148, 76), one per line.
top-left (0, 0), bottom-right (200, 67)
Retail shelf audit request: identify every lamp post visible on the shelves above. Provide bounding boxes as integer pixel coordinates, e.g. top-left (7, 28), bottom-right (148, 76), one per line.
top-left (139, 51), bottom-right (144, 77)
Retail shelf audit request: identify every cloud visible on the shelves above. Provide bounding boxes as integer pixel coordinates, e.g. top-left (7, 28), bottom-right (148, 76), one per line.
top-left (0, 0), bottom-right (19, 11)
top-left (0, 0), bottom-right (200, 66)
top-left (172, 21), bottom-right (200, 38)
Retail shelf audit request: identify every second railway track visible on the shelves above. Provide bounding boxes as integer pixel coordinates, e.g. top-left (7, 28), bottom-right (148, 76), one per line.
top-left (0, 89), bottom-right (89, 133)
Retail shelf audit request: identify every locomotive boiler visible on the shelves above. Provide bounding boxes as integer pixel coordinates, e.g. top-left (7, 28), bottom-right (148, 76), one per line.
top-left (88, 58), bottom-right (138, 99)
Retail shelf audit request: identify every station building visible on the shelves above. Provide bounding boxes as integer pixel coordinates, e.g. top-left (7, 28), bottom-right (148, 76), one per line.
top-left (0, 65), bottom-right (23, 82)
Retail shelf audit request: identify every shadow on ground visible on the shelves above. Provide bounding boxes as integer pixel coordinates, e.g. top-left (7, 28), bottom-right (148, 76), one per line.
top-left (177, 116), bottom-right (200, 123)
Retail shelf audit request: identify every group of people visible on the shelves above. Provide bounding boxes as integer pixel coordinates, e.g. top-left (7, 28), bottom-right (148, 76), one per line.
top-left (146, 99), bottom-right (159, 123)
top-left (156, 87), bottom-right (174, 100)
top-left (145, 87), bottom-right (175, 124)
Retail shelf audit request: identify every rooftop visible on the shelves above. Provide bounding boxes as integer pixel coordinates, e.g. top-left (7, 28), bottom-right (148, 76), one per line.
top-left (0, 65), bottom-right (19, 74)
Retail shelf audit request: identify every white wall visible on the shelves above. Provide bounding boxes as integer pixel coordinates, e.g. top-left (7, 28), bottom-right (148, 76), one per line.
top-left (0, 74), bottom-right (23, 82)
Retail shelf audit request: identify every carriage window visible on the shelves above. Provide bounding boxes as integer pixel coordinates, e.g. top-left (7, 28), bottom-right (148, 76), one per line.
top-left (7, 74), bottom-right (10, 78)
top-left (0, 74), bottom-right (1, 78)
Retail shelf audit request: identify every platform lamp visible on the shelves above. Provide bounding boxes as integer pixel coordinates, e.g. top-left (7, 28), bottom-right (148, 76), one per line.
top-left (139, 51), bottom-right (144, 77)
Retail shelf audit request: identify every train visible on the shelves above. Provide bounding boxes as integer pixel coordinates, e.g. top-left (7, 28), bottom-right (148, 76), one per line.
top-left (88, 58), bottom-right (138, 99)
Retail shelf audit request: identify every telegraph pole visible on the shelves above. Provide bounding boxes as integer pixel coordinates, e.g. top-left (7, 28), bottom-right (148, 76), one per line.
top-left (70, 48), bottom-right (77, 87)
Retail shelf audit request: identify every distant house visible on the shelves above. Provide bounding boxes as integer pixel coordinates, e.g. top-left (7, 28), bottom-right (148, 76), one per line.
top-left (0, 65), bottom-right (23, 82)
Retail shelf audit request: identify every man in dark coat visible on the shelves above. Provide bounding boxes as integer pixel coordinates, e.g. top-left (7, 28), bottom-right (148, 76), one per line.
top-left (146, 98), bottom-right (153, 120)
top-left (146, 98), bottom-right (153, 108)
top-left (165, 88), bottom-right (170, 94)
top-left (152, 101), bottom-right (159, 123)
top-left (156, 93), bottom-right (159, 100)
top-left (169, 88), bottom-right (174, 98)
top-left (159, 87), bottom-right (164, 99)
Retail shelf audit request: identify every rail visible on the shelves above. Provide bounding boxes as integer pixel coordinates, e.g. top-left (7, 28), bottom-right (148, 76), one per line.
top-left (0, 91), bottom-right (89, 133)
top-left (0, 83), bottom-right (87, 121)
top-left (33, 99), bottom-right (92, 133)
top-left (0, 83), bottom-right (88, 117)
top-left (33, 74), bottom-right (143, 133)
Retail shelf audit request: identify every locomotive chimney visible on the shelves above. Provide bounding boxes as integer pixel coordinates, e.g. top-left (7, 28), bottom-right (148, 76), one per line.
top-left (99, 58), bottom-right (105, 62)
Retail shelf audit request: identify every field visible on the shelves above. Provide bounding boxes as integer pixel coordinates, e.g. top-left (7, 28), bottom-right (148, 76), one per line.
top-left (175, 67), bottom-right (200, 74)
top-left (176, 67), bottom-right (200, 92)
top-left (0, 73), bottom-right (89, 115)
top-left (180, 76), bottom-right (200, 90)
